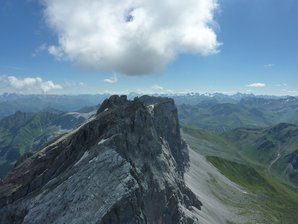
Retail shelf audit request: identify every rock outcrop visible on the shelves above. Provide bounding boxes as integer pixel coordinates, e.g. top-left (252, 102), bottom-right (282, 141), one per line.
top-left (0, 95), bottom-right (201, 224)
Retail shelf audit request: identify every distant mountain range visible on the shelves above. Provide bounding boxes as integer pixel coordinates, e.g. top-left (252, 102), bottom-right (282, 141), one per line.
top-left (178, 96), bottom-right (298, 132)
top-left (1, 93), bottom-right (297, 178)
top-left (0, 94), bottom-right (105, 119)
top-left (1, 92), bottom-right (297, 119)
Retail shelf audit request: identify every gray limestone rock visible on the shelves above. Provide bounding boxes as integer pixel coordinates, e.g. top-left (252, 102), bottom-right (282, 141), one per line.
top-left (0, 95), bottom-right (201, 224)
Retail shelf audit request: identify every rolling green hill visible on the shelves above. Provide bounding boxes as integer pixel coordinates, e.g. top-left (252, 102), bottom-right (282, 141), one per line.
top-left (225, 123), bottom-right (298, 187)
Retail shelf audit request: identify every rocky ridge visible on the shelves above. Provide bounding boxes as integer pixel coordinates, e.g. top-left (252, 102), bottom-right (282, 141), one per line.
top-left (0, 95), bottom-right (201, 224)
top-left (0, 108), bottom-right (94, 179)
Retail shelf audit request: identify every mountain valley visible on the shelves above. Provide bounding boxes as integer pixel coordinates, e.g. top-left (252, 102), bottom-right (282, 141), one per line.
top-left (0, 94), bottom-right (298, 223)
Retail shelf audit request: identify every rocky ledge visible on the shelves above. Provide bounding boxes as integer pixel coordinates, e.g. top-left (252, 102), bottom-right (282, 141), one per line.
top-left (0, 95), bottom-right (201, 224)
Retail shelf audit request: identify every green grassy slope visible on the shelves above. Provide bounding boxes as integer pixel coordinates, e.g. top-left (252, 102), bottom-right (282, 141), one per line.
top-left (183, 126), bottom-right (298, 223)
top-left (225, 123), bottom-right (298, 187)
top-left (182, 126), bottom-right (243, 162)
top-left (207, 156), bottom-right (298, 224)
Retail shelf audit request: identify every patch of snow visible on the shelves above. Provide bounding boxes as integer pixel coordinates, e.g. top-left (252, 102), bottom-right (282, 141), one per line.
top-left (147, 104), bottom-right (156, 114)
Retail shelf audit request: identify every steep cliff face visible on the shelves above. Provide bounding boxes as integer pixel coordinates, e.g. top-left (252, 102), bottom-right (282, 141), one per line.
top-left (0, 95), bottom-right (201, 224)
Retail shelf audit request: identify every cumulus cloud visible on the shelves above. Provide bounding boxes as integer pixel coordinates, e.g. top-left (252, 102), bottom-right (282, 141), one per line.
top-left (42, 0), bottom-right (219, 76)
top-left (0, 76), bottom-right (63, 93)
top-left (103, 75), bottom-right (118, 84)
top-left (247, 83), bottom-right (266, 88)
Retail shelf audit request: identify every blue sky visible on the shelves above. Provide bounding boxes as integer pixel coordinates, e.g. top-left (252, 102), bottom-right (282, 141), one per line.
top-left (0, 0), bottom-right (297, 95)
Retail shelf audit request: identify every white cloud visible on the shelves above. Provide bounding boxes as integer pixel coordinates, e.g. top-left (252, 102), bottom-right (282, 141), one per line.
top-left (63, 81), bottom-right (86, 87)
top-left (48, 45), bottom-right (64, 59)
top-left (0, 76), bottom-right (63, 93)
top-left (103, 75), bottom-right (118, 84)
top-left (135, 85), bottom-right (173, 94)
top-left (32, 43), bottom-right (48, 57)
top-left (282, 89), bottom-right (298, 94)
top-left (151, 85), bottom-right (164, 91)
top-left (247, 83), bottom-right (266, 88)
top-left (43, 0), bottom-right (220, 76)
top-left (264, 64), bottom-right (274, 68)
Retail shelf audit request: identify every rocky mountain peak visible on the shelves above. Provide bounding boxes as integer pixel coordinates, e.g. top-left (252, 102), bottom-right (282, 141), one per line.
top-left (97, 95), bottom-right (129, 114)
top-left (0, 95), bottom-right (201, 224)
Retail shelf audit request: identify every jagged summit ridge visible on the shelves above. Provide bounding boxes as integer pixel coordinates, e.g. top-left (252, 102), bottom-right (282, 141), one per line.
top-left (0, 95), bottom-right (201, 224)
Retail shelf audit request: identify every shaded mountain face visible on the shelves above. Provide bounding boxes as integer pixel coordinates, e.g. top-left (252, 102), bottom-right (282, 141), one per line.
top-left (0, 95), bottom-right (201, 224)
top-left (0, 109), bottom-right (95, 179)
